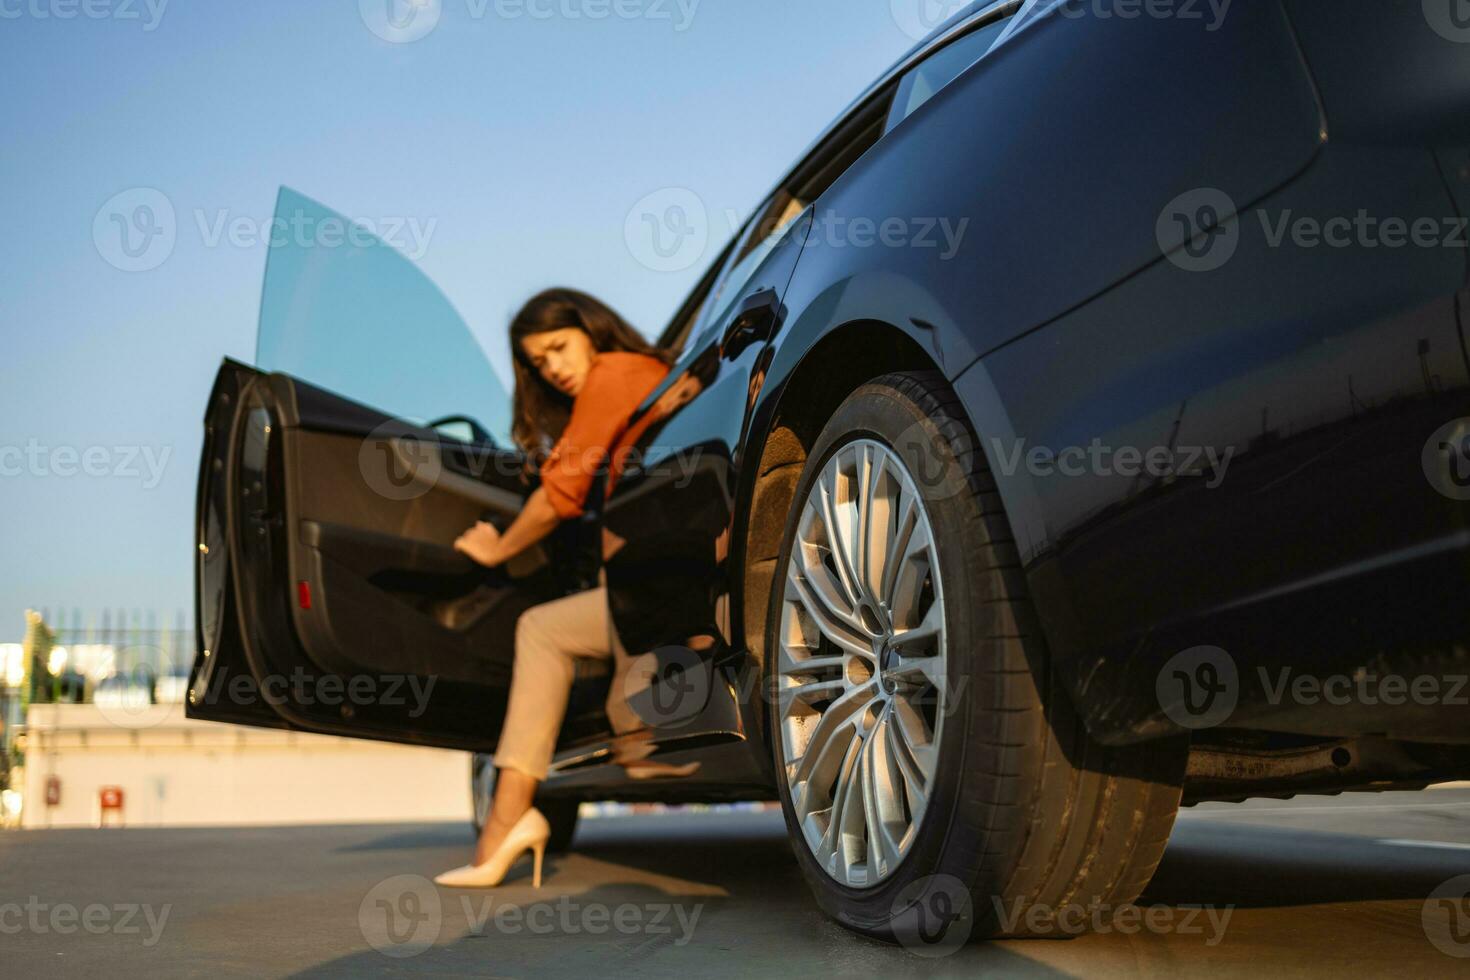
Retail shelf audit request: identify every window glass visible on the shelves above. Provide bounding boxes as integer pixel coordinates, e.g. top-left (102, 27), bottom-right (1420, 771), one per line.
top-left (255, 188), bottom-right (511, 443)
top-left (693, 194), bottom-right (810, 339)
top-left (886, 18), bottom-right (1009, 133)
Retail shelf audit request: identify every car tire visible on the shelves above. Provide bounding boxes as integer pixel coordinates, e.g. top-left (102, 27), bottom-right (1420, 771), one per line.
top-left (471, 754), bottom-right (581, 852)
top-left (765, 371), bottom-right (1186, 944)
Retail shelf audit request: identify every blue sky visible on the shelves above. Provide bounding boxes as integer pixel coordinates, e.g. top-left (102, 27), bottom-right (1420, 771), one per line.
top-left (0, 0), bottom-right (951, 639)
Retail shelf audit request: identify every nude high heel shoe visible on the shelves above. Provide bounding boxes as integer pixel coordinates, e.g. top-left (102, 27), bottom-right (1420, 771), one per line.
top-left (434, 807), bottom-right (551, 888)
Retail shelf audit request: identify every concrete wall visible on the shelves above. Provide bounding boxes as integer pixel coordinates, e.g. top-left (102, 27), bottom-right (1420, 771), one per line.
top-left (19, 703), bottom-right (472, 829)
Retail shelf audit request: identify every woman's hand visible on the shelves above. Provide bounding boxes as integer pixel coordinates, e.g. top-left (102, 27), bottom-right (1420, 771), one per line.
top-left (454, 521), bottom-right (504, 567)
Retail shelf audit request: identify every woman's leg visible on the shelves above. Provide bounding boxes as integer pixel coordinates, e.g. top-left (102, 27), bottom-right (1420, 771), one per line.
top-left (476, 587), bottom-right (613, 863)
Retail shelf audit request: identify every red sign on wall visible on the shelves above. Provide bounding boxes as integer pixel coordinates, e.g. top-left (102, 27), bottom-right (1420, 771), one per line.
top-left (99, 786), bottom-right (124, 810)
top-left (45, 776), bottom-right (61, 807)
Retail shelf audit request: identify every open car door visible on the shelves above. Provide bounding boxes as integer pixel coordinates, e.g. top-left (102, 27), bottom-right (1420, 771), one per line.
top-left (188, 188), bottom-right (594, 751)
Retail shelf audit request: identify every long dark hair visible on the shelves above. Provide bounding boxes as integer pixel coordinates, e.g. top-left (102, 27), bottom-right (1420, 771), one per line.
top-left (509, 287), bottom-right (669, 466)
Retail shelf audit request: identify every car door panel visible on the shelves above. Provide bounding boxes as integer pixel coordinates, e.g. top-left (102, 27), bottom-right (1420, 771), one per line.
top-left (602, 210), bottom-right (813, 663)
top-left (188, 364), bottom-right (566, 751)
top-left (189, 188), bottom-right (588, 752)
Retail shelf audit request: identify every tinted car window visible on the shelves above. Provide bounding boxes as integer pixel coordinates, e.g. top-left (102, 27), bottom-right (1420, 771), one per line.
top-left (886, 18), bottom-right (1009, 133)
top-left (255, 187), bottom-right (512, 443)
top-left (692, 194), bottom-right (809, 341)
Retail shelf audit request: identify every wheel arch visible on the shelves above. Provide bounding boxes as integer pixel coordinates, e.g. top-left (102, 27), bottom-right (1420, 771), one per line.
top-left (731, 319), bottom-right (943, 763)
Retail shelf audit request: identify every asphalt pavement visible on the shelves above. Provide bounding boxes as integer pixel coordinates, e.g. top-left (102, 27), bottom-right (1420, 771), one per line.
top-left (4, 788), bottom-right (1470, 978)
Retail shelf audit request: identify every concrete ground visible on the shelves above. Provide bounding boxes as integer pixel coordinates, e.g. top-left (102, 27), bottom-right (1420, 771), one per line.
top-left (3, 788), bottom-right (1470, 978)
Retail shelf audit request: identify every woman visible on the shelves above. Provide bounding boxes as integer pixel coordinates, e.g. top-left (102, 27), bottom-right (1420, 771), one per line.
top-left (434, 288), bottom-right (672, 889)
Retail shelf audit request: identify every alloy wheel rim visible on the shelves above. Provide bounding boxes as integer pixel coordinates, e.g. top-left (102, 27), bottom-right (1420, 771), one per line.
top-left (777, 438), bottom-right (947, 889)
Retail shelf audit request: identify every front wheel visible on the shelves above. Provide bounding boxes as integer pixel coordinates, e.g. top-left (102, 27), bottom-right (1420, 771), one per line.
top-left (765, 371), bottom-right (1186, 944)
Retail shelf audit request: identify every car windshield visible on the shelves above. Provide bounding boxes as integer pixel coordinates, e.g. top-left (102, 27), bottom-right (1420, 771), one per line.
top-left (255, 187), bottom-right (511, 444)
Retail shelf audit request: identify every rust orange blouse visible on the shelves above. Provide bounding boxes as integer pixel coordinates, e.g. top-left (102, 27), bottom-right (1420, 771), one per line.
top-left (539, 351), bottom-right (670, 520)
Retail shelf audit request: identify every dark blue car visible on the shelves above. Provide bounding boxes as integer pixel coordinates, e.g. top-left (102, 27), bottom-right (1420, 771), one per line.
top-left (191, 1), bottom-right (1470, 940)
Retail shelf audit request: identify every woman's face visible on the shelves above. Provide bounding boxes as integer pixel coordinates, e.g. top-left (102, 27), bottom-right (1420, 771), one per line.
top-left (521, 327), bottom-right (597, 397)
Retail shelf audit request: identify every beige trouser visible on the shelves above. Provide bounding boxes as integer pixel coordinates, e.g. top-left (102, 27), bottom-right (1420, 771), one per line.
top-left (492, 585), bottom-right (641, 781)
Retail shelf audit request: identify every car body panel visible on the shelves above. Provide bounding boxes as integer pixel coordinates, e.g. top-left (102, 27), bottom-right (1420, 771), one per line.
top-left (955, 139), bottom-right (1470, 741)
top-left (194, 3), bottom-right (1470, 806)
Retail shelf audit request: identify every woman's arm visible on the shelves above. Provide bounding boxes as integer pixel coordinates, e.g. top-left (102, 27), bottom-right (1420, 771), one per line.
top-left (453, 485), bottom-right (561, 568)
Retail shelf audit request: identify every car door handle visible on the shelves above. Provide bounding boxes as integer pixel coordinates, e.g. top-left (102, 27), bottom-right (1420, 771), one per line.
top-left (721, 287), bottom-right (781, 357)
